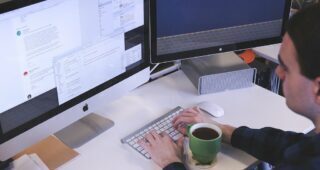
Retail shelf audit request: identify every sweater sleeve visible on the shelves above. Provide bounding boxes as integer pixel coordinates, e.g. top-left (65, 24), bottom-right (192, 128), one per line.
top-left (163, 162), bottom-right (186, 170)
top-left (231, 126), bottom-right (308, 165)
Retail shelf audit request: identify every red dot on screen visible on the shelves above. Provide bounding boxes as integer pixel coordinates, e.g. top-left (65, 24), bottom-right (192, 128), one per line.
top-left (23, 71), bottom-right (28, 76)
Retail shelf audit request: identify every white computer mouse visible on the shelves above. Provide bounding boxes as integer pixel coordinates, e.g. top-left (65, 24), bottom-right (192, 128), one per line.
top-left (197, 101), bottom-right (224, 118)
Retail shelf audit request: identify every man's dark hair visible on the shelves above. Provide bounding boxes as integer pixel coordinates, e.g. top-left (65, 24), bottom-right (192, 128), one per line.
top-left (286, 3), bottom-right (320, 80)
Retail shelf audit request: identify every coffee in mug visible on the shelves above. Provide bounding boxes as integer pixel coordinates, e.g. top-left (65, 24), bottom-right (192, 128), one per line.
top-left (192, 127), bottom-right (219, 140)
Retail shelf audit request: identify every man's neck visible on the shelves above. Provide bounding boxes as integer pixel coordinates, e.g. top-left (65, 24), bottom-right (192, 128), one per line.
top-left (312, 116), bottom-right (320, 133)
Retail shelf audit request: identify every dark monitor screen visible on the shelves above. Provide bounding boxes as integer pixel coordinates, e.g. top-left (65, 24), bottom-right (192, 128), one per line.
top-left (150, 0), bottom-right (291, 63)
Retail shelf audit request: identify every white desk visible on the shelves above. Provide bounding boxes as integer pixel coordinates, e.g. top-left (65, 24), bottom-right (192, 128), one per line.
top-left (59, 70), bottom-right (314, 170)
top-left (253, 44), bottom-right (281, 64)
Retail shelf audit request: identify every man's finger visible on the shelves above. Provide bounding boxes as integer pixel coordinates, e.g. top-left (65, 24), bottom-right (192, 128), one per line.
top-left (173, 116), bottom-right (195, 128)
top-left (172, 113), bottom-right (194, 125)
top-left (177, 125), bottom-right (187, 135)
top-left (138, 139), bottom-right (151, 151)
top-left (176, 111), bottom-right (197, 118)
top-left (193, 106), bottom-right (201, 112)
top-left (176, 136), bottom-right (184, 148)
top-left (150, 130), bottom-right (161, 140)
top-left (160, 131), bottom-right (172, 141)
top-left (173, 115), bottom-right (194, 126)
top-left (145, 132), bottom-right (156, 143)
top-left (182, 108), bottom-right (199, 115)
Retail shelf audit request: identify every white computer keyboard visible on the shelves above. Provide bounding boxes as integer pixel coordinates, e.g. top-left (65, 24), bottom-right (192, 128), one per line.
top-left (121, 106), bottom-right (184, 159)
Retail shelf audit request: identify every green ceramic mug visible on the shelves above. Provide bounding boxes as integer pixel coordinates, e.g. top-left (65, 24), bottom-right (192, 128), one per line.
top-left (188, 123), bottom-right (222, 165)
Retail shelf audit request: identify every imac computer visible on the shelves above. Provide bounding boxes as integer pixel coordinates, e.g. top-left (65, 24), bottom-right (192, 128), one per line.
top-left (150, 0), bottom-right (291, 63)
top-left (0, 0), bottom-right (149, 161)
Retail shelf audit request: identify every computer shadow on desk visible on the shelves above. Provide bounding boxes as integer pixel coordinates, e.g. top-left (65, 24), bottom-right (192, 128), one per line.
top-left (160, 72), bottom-right (199, 95)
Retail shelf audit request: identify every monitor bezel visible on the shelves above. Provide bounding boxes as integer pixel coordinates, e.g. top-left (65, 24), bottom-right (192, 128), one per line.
top-left (0, 0), bottom-right (150, 144)
top-left (150, 0), bottom-right (292, 64)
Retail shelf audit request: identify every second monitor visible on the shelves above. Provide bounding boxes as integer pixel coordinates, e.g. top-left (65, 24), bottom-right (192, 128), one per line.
top-left (150, 0), bottom-right (291, 63)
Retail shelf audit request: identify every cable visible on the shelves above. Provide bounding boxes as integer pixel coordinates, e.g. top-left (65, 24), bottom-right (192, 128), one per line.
top-left (150, 63), bottom-right (160, 73)
top-left (150, 61), bottom-right (181, 80)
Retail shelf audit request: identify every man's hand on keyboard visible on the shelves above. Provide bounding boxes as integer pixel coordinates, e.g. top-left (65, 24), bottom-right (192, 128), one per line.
top-left (172, 106), bottom-right (235, 144)
top-left (173, 106), bottom-right (217, 135)
top-left (138, 131), bottom-right (184, 168)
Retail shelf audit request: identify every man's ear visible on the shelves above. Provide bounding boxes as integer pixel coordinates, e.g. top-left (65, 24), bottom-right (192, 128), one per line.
top-left (313, 77), bottom-right (320, 104)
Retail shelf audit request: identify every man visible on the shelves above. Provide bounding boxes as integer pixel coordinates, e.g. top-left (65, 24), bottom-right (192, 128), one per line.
top-left (138, 4), bottom-right (320, 170)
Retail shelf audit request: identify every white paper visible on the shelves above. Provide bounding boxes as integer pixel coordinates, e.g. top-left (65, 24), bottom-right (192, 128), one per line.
top-left (29, 154), bottom-right (49, 170)
top-left (9, 154), bottom-right (48, 170)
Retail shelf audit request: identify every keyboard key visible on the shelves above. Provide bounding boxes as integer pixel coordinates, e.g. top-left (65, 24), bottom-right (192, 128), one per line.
top-left (172, 133), bottom-right (183, 141)
top-left (133, 143), bottom-right (139, 148)
top-left (141, 150), bottom-right (147, 155)
top-left (145, 153), bottom-right (151, 159)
